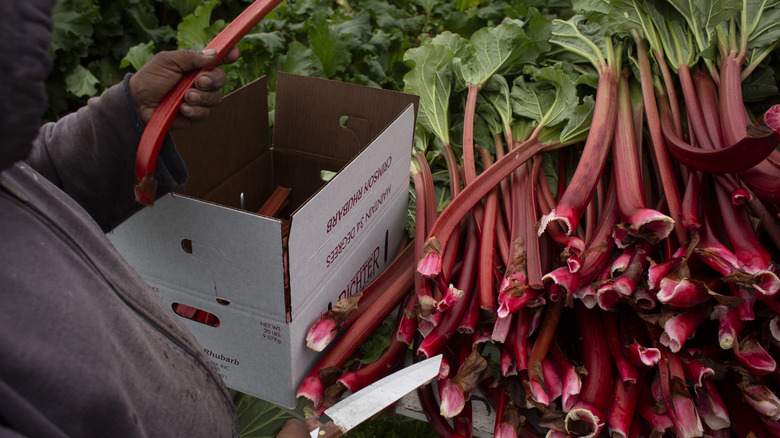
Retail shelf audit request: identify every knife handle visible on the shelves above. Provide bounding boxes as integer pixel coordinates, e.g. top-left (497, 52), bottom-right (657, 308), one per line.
top-left (313, 421), bottom-right (343, 438)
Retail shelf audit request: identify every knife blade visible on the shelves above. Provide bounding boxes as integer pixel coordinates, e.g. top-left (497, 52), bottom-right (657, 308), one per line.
top-left (309, 354), bottom-right (442, 438)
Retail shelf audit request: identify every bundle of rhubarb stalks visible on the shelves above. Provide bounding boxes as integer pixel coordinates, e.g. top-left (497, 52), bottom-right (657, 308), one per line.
top-left (297, 1), bottom-right (780, 436)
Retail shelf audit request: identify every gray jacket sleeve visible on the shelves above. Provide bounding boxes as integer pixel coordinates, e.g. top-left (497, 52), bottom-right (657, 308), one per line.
top-left (26, 74), bottom-right (187, 232)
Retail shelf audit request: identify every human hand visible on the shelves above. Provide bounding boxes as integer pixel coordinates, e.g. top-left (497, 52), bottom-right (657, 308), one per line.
top-left (128, 47), bottom-right (240, 130)
top-left (276, 418), bottom-right (322, 438)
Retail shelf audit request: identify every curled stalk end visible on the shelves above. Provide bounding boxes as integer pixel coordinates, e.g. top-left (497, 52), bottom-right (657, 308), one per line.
top-left (629, 209), bottom-right (675, 240)
top-left (753, 270), bottom-right (780, 298)
top-left (565, 405), bottom-right (604, 438)
top-left (538, 209), bottom-right (574, 237)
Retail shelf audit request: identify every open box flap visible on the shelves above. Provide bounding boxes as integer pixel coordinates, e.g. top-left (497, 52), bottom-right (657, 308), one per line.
top-left (172, 75), bottom-right (272, 210)
top-left (287, 105), bottom-right (416, 317)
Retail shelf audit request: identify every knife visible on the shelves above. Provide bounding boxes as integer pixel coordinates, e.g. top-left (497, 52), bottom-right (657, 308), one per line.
top-left (309, 354), bottom-right (443, 438)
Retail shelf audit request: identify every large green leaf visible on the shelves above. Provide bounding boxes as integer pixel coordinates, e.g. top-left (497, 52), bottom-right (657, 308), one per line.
top-left (459, 18), bottom-right (527, 86)
top-left (308, 12), bottom-right (354, 78)
top-left (177, 0), bottom-right (224, 50)
top-left (550, 15), bottom-right (613, 69)
top-left (511, 63), bottom-right (579, 129)
top-left (665, 0), bottom-right (740, 52)
top-left (403, 33), bottom-right (465, 146)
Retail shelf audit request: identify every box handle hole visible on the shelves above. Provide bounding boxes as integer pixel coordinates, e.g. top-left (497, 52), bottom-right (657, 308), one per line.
top-left (216, 298), bottom-right (231, 306)
top-left (172, 302), bottom-right (221, 327)
top-left (181, 238), bottom-right (193, 254)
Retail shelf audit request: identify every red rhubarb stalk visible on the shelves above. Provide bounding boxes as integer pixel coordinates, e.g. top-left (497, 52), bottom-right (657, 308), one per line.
top-left (612, 73), bottom-right (674, 240)
top-left (418, 138), bottom-right (550, 278)
top-left (565, 302), bottom-right (614, 437)
top-left (134, 0), bottom-right (282, 205)
top-left (305, 242), bottom-right (414, 351)
top-left (539, 46), bottom-right (621, 237)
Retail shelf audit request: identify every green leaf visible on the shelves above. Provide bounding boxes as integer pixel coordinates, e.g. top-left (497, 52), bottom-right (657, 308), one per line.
top-left (121, 41), bottom-right (155, 71)
top-left (274, 41), bottom-right (324, 78)
top-left (745, 1), bottom-right (780, 49)
top-left (482, 74), bottom-right (514, 134)
top-left (164, 0), bottom-right (202, 17)
top-left (511, 62), bottom-right (579, 129)
top-left (346, 317), bottom-right (396, 367)
top-left (50, 3), bottom-right (96, 54)
top-left (560, 94), bottom-right (596, 144)
top-left (65, 65), bottom-right (101, 97)
top-left (649, 1), bottom-right (697, 70)
top-left (241, 32), bottom-right (287, 54)
top-left (550, 15), bottom-right (611, 69)
top-left (177, 0), bottom-right (224, 50)
top-left (234, 392), bottom-right (296, 438)
top-left (403, 34), bottom-right (464, 147)
top-left (665, 0), bottom-right (740, 53)
top-left (459, 15), bottom-right (549, 87)
top-left (308, 12), bottom-right (354, 77)
top-left (741, 64), bottom-right (780, 102)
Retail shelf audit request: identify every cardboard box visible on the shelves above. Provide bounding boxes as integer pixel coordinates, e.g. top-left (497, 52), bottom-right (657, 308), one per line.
top-left (108, 73), bottom-right (418, 408)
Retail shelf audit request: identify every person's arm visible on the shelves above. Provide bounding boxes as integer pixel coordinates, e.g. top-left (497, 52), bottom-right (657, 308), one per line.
top-left (26, 48), bottom-right (238, 232)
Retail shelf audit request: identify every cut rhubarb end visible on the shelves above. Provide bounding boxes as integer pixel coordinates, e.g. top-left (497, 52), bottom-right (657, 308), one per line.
top-left (542, 267), bottom-right (579, 297)
top-left (626, 344), bottom-right (661, 367)
top-left (305, 317), bottom-right (338, 352)
top-left (539, 210), bottom-right (574, 237)
top-left (417, 239), bottom-right (443, 277)
top-left (437, 286), bottom-right (464, 312)
top-left (296, 375), bottom-right (325, 408)
top-left (764, 104), bottom-right (780, 133)
top-left (656, 278), bottom-right (711, 308)
top-left (134, 173), bottom-right (158, 206)
top-left (628, 208), bottom-right (675, 240)
top-left (494, 423), bottom-right (519, 438)
top-left (735, 338), bottom-right (777, 375)
top-left (739, 378), bottom-right (780, 419)
top-left (438, 379), bottom-right (466, 418)
top-left (565, 406), bottom-right (604, 438)
top-left (753, 270), bottom-right (780, 298)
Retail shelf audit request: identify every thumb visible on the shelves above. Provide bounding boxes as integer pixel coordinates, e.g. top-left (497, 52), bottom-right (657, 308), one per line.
top-left (145, 49), bottom-right (220, 76)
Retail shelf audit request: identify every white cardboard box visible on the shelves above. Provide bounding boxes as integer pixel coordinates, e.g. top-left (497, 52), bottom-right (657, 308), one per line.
top-left (108, 73), bottom-right (418, 408)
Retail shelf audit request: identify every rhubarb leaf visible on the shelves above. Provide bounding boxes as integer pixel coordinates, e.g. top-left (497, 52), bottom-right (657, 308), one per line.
top-left (742, 0), bottom-right (780, 48)
top-left (403, 34), bottom-right (463, 147)
top-left (482, 75), bottom-right (515, 135)
top-left (460, 18), bottom-right (528, 86)
top-left (550, 15), bottom-right (611, 69)
top-left (511, 62), bottom-right (579, 129)
top-left (308, 12), bottom-right (355, 78)
top-left (65, 65), bottom-right (101, 97)
top-left (120, 41), bottom-right (155, 70)
top-left (664, 0), bottom-right (739, 53)
top-left (176, 0), bottom-right (224, 50)
top-left (560, 94), bottom-right (596, 145)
